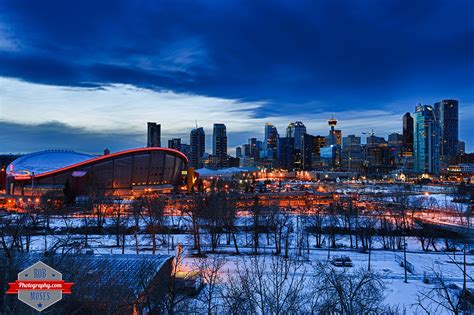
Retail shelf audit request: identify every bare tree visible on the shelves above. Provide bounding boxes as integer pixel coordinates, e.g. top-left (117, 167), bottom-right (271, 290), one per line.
top-left (110, 199), bottom-right (129, 254)
top-left (0, 214), bottom-right (29, 258)
top-left (249, 195), bottom-right (263, 255)
top-left (417, 266), bottom-right (473, 314)
top-left (450, 188), bottom-right (472, 294)
top-left (416, 223), bottom-right (439, 252)
top-left (223, 193), bottom-right (240, 255)
top-left (326, 202), bottom-right (340, 260)
top-left (223, 255), bottom-right (307, 314)
top-left (80, 201), bottom-right (94, 248)
top-left (392, 190), bottom-right (411, 282)
top-left (159, 244), bottom-right (191, 314)
top-left (359, 216), bottom-right (377, 271)
top-left (341, 198), bottom-right (359, 249)
top-left (311, 262), bottom-right (386, 314)
top-left (194, 255), bottom-right (227, 314)
top-left (87, 184), bottom-right (109, 229)
top-left (264, 206), bottom-right (292, 256)
top-left (141, 194), bottom-right (166, 255)
top-left (296, 196), bottom-right (312, 258)
top-left (184, 193), bottom-right (205, 256)
top-left (201, 190), bottom-right (227, 252)
top-left (38, 191), bottom-right (59, 230)
top-left (131, 196), bottom-right (144, 254)
top-left (309, 205), bottom-right (324, 248)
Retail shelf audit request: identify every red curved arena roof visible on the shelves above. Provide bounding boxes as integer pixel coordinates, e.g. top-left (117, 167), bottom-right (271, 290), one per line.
top-left (12, 147), bottom-right (188, 181)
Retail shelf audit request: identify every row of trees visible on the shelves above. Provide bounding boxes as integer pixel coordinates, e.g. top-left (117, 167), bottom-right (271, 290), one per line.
top-left (3, 186), bottom-right (470, 264)
top-left (160, 253), bottom-right (473, 315)
top-left (159, 254), bottom-right (395, 314)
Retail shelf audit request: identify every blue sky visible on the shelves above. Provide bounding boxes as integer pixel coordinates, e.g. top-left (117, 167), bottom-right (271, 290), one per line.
top-left (0, 0), bottom-right (473, 154)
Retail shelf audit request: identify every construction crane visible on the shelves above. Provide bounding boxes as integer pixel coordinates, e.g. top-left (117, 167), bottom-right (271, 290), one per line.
top-left (361, 129), bottom-right (376, 137)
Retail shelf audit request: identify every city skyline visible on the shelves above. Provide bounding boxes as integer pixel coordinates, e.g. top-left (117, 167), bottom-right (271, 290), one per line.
top-left (0, 1), bottom-right (473, 154)
top-left (1, 93), bottom-right (471, 156)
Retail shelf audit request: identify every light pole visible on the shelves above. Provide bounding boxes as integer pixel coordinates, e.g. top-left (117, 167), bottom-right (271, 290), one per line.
top-left (403, 237), bottom-right (408, 283)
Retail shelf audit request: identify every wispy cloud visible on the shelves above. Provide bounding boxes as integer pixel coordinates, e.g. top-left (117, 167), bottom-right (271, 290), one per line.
top-left (0, 120), bottom-right (142, 154)
top-left (0, 22), bottom-right (19, 51)
top-left (0, 77), bottom-right (429, 154)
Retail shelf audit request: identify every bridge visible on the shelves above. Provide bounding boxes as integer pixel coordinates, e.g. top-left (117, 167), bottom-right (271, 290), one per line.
top-left (414, 211), bottom-right (474, 241)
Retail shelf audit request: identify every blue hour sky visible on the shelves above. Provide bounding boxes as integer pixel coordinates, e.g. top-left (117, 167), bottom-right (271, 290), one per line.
top-left (0, 0), bottom-right (473, 154)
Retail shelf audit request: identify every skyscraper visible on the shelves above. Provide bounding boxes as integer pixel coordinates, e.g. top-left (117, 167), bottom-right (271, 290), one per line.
top-left (388, 133), bottom-right (403, 163)
top-left (434, 99), bottom-right (459, 165)
top-left (168, 138), bottom-right (181, 150)
top-left (264, 123), bottom-right (279, 160)
top-left (147, 122), bottom-right (161, 147)
top-left (243, 144), bottom-right (251, 157)
top-left (248, 138), bottom-right (260, 160)
top-left (457, 141), bottom-right (465, 156)
top-left (212, 123), bottom-right (228, 168)
top-left (366, 134), bottom-right (386, 148)
top-left (342, 135), bottom-right (361, 148)
top-left (402, 112), bottom-right (414, 156)
top-left (180, 143), bottom-right (191, 159)
top-left (286, 121), bottom-right (306, 150)
top-left (413, 104), bottom-right (440, 174)
top-left (190, 127), bottom-right (205, 168)
top-left (302, 134), bottom-right (326, 170)
top-left (302, 133), bottom-right (316, 170)
top-left (236, 146), bottom-right (243, 158)
top-left (342, 135), bottom-right (362, 171)
top-left (388, 133), bottom-right (402, 146)
top-left (277, 137), bottom-right (295, 170)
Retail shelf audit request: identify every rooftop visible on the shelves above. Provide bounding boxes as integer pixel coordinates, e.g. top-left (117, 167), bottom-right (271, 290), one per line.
top-left (4, 253), bottom-right (173, 300)
top-left (7, 150), bottom-right (95, 175)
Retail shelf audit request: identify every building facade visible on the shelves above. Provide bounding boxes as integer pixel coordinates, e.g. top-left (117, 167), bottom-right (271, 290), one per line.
top-left (190, 127), bottom-right (205, 168)
top-left (264, 123), bottom-right (279, 160)
top-left (434, 99), bottom-right (459, 166)
top-left (388, 133), bottom-right (403, 163)
top-left (248, 138), bottom-right (260, 161)
top-left (402, 112), bottom-right (414, 155)
top-left (168, 138), bottom-right (181, 150)
top-left (147, 122), bottom-right (161, 147)
top-left (277, 137), bottom-right (295, 170)
top-left (212, 123), bottom-right (228, 168)
top-left (302, 134), bottom-right (326, 170)
top-left (366, 134), bottom-right (386, 148)
top-left (413, 104), bottom-right (440, 174)
top-left (342, 135), bottom-right (363, 172)
top-left (286, 121), bottom-right (306, 150)
top-left (236, 146), bottom-right (243, 158)
top-left (6, 148), bottom-right (188, 196)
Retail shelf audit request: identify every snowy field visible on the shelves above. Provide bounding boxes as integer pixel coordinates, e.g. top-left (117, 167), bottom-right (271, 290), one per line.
top-left (2, 186), bottom-right (471, 314)
top-left (20, 224), bottom-right (473, 314)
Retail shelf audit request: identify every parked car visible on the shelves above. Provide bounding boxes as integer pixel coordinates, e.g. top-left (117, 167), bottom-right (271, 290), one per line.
top-left (331, 255), bottom-right (353, 267)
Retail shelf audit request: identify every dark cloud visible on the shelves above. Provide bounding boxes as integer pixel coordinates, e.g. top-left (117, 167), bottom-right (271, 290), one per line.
top-left (1, 0), bottom-right (472, 105)
top-left (0, 121), bottom-right (144, 154)
top-left (0, 0), bottom-right (473, 149)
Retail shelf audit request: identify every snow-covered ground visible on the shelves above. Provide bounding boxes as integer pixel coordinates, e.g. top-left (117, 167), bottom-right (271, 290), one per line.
top-left (19, 225), bottom-right (473, 314)
top-left (2, 186), bottom-right (471, 314)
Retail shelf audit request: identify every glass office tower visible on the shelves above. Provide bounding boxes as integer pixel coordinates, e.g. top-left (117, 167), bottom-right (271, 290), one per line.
top-left (413, 104), bottom-right (440, 174)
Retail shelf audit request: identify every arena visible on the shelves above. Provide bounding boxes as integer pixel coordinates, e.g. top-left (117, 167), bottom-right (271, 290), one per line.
top-left (5, 148), bottom-right (188, 197)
